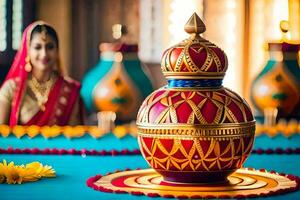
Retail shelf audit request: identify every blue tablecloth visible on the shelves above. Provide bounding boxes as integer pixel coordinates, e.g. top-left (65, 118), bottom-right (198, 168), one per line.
top-left (1, 153), bottom-right (300, 200)
top-left (1, 133), bottom-right (300, 199)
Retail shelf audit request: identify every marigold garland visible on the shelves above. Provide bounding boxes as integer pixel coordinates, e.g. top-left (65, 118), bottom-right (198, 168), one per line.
top-left (0, 160), bottom-right (55, 184)
top-left (0, 120), bottom-right (299, 139)
top-left (255, 119), bottom-right (300, 137)
top-left (0, 124), bottom-right (137, 139)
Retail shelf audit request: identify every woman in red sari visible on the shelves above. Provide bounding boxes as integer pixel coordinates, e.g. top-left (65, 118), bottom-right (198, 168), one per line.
top-left (0, 21), bottom-right (82, 126)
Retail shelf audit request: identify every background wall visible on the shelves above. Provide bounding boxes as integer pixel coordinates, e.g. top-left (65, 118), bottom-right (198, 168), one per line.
top-left (2, 0), bottom-right (299, 97)
top-left (70, 0), bottom-right (139, 81)
top-left (36, 0), bottom-right (71, 76)
top-left (35, 0), bottom-right (140, 81)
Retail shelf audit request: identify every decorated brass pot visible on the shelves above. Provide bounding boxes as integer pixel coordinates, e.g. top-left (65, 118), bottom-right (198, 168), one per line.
top-left (136, 13), bottom-right (255, 183)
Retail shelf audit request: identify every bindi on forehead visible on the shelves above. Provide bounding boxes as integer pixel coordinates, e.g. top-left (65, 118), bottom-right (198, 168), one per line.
top-left (41, 26), bottom-right (47, 41)
top-left (30, 33), bottom-right (56, 45)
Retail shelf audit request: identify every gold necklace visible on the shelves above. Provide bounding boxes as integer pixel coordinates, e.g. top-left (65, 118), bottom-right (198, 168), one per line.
top-left (28, 75), bottom-right (55, 111)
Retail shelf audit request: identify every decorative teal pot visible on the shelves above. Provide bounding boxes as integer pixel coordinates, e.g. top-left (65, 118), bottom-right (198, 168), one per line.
top-left (251, 42), bottom-right (300, 121)
top-left (81, 43), bottom-right (154, 122)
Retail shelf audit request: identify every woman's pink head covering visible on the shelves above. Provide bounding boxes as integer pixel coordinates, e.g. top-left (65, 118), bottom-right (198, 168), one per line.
top-left (4, 21), bottom-right (58, 125)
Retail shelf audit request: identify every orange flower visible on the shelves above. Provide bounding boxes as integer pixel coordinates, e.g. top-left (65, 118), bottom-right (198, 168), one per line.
top-left (113, 125), bottom-right (127, 138)
top-left (88, 126), bottom-right (105, 138)
top-left (72, 126), bottom-right (86, 138)
top-left (0, 125), bottom-right (10, 137)
top-left (12, 125), bottom-right (26, 138)
top-left (40, 126), bottom-right (53, 138)
top-left (62, 126), bottom-right (74, 138)
top-left (49, 126), bottom-right (62, 138)
top-left (26, 125), bottom-right (41, 138)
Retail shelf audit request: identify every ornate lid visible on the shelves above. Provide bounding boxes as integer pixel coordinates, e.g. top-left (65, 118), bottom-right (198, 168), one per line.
top-left (99, 24), bottom-right (138, 53)
top-left (268, 42), bottom-right (299, 52)
top-left (267, 20), bottom-right (300, 52)
top-left (99, 43), bottom-right (138, 53)
top-left (161, 13), bottom-right (228, 80)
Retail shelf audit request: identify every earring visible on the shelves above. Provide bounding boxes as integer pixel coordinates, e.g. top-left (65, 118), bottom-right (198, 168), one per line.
top-left (25, 56), bottom-right (32, 72)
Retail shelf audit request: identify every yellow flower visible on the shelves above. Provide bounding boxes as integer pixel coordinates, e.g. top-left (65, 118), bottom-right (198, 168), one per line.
top-left (0, 174), bottom-right (5, 183)
top-left (2, 160), bottom-right (24, 184)
top-left (0, 160), bottom-right (9, 173)
top-left (0, 160), bottom-right (7, 183)
top-left (6, 168), bottom-right (23, 184)
top-left (0, 160), bottom-right (55, 184)
top-left (26, 162), bottom-right (56, 178)
top-left (38, 165), bottom-right (56, 178)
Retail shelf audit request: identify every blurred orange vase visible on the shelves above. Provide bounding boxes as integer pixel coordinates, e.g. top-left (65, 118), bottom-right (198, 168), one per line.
top-left (251, 39), bottom-right (300, 122)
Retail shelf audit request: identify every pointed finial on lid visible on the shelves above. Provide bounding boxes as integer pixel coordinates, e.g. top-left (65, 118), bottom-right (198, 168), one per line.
top-left (279, 20), bottom-right (290, 42)
top-left (184, 12), bottom-right (206, 34)
top-left (280, 20), bottom-right (289, 33)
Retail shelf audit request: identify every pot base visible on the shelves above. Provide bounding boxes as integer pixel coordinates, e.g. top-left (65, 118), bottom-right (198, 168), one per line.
top-left (157, 169), bottom-right (235, 184)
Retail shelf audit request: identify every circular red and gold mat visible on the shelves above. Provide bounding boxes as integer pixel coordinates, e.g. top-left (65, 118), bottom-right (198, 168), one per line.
top-left (86, 168), bottom-right (300, 199)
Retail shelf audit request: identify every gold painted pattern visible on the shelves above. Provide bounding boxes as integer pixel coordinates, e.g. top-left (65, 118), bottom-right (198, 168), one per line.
top-left (137, 122), bottom-right (255, 138)
top-left (137, 88), bottom-right (253, 125)
top-left (138, 136), bottom-right (254, 171)
top-left (174, 49), bottom-right (185, 72)
top-left (164, 74), bottom-right (225, 79)
top-left (161, 35), bottom-right (228, 77)
top-left (210, 47), bottom-right (223, 72)
top-left (183, 43), bottom-right (199, 72)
